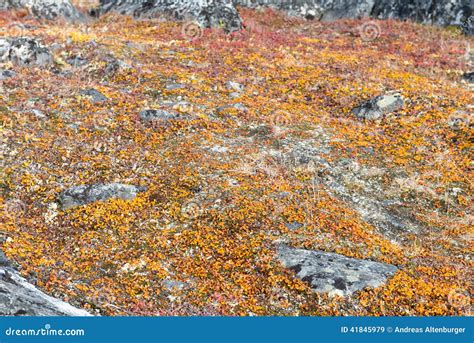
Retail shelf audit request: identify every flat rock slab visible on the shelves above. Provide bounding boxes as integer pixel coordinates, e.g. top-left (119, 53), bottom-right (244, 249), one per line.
top-left (0, 37), bottom-right (52, 66)
top-left (58, 183), bottom-right (146, 209)
top-left (80, 88), bottom-right (108, 103)
top-left (278, 245), bottom-right (398, 296)
top-left (139, 109), bottom-right (179, 121)
top-left (0, 266), bottom-right (91, 316)
top-left (3, 0), bottom-right (81, 21)
top-left (97, 0), bottom-right (242, 32)
top-left (352, 93), bottom-right (404, 120)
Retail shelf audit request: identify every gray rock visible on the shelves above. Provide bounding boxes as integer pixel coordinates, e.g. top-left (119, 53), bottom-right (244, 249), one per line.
top-left (139, 109), bottom-right (179, 121)
top-left (234, 0), bottom-right (473, 30)
top-left (462, 72), bottom-right (473, 83)
top-left (0, 266), bottom-right (91, 316)
top-left (165, 83), bottom-right (186, 91)
top-left (0, 37), bottom-right (53, 66)
top-left (0, 69), bottom-right (15, 80)
top-left (226, 81), bottom-right (245, 92)
top-left (216, 103), bottom-right (248, 114)
top-left (285, 221), bottom-right (304, 230)
top-left (66, 56), bottom-right (88, 67)
top-left (352, 93), bottom-right (404, 120)
top-left (0, 250), bottom-right (9, 267)
top-left (161, 278), bottom-right (187, 292)
top-left (278, 245), bottom-right (398, 296)
top-left (3, 0), bottom-right (82, 21)
top-left (58, 183), bottom-right (146, 210)
top-left (80, 88), bottom-right (108, 103)
top-left (97, 0), bottom-right (243, 32)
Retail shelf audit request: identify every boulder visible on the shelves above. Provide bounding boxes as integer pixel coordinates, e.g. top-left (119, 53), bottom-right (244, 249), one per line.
top-left (0, 264), bottom-right (91, 316)
top-left (0, 69), bottom-right (16, 80)
top-left (97, 0), bottom-right (243, 32)
top-left (234, 0), bottom-right (473, 30)
top-left (2, 0), bottom-right (82, 21)
top-left (58, 183), bottom-right (146, 209)
top-left (352, 92), bottom-right (404, 120)
top-left (462, 72), bottom-right (473, 83)
top-left (278, 245), bottom-right (398, 296)
top-left (80, 88), bottom-right (108, 103)
top-left (0, 37), bottom-right (53, 66)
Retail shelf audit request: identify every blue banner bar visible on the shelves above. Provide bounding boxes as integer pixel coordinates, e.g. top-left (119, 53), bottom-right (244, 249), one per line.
top-left (0, 316), bottom-right (472, 343)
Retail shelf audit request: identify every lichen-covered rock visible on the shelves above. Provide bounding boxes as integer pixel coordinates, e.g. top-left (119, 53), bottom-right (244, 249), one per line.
top-left (462, 72), bottom-right (473, 83)
top-left (0, 265), bottom-right (91, 316)
top-left (139, 109), bottom-right (179, 121)
top-left (97, 0), bottom-right (242, 32)
top-left (0, 37), bottom-right (53, 66)
top-left (234, 0), bottom-right (473, 29)
top-left (352, 92), bottom-right (404, 120)
top-left (58, 183), bottom-right (146, 209)
top-left (278, 245), bottom-right (398, 296)
top-left (80, 88), bottom-right (108, 103)
top-left (0, 69), bottom-right (16, 80)
top-left (2, 0), bottom-right (82, 21)
top-left (371, 0), bottom-right (472, 28)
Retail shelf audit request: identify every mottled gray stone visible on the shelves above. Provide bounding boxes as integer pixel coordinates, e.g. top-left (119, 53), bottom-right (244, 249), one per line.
top-left (165, 83), bottom-right (186, 91)
top-left (162, 279), bottom-right (187, 292)
top-left (463, 72), bottom-right (473, 83)
top-left (0, 266), bottom-right (91, 316)
top-left (226, 81), bottom-right (245, 92)
top-left (278, 245), bottom-right (398, 296)
top-left (80, 89), bottom-right (108, 103)
top-left (216, 102), bottom-right (248, 114)
top-left (234, 0), bottom-right (473, 30)
top-left (352, 93), bottom-right (404, 120)
top-left (139, 109), bottom-right (179, 121)
top-left (0, 37), bottom-right (53, 66)
top-left (0, 250), bottom-right (9, 267)
top-left (97, 0), bottom-right (243, 32)
top-left (2, 0), bottom-right (82, 21)
top-left (0, 69), bottom-right (16, 80)
top-left (285, 221), bottom-right (304, 230)
top-left (58, 183), bottom-right (146, 209)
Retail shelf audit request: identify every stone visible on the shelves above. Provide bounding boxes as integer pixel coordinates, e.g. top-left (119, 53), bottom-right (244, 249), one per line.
top-left (96, 0), bottom-right (242, 32)
top-left (216, 103), bottom-right (248, 114)
top-left (234, 0), bottom-right (473, 30)
top-left (66, 55), bottom-right (88, 67)
top-left (165, 83), bottom-right (186, 91)
top-left (278, 245), bottom-right (398, 296)
top-left (58, 183), bottom-right (146, 209)
top-left (226, 81), bottom-right (245, 92)
top-left (0, 37), bottom-right (53, 66)
top-left (80, 88), bottom-right (108, 103)
top-left (162, 278), bottom-right (187, 292)
top-left (0, 250), bottom-right (9, 267)
top-left (0, 69), bottom-right (16, 80)
top-left (352, 92), bottom-right (404, 120)
top-left (285, 221), bottom-right (304, 230)
top-left (0, 266), bottom-right (91, 316)
top-left (2, 0), bottom-right (82, 21)
top-left (462, 72), bottom-right (473, 83)
top-left (139, 109), bottom-right (179, 121)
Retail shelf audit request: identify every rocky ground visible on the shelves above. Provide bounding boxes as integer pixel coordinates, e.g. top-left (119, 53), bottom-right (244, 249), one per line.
top-left (0, 1), bottom-right (472, 316)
